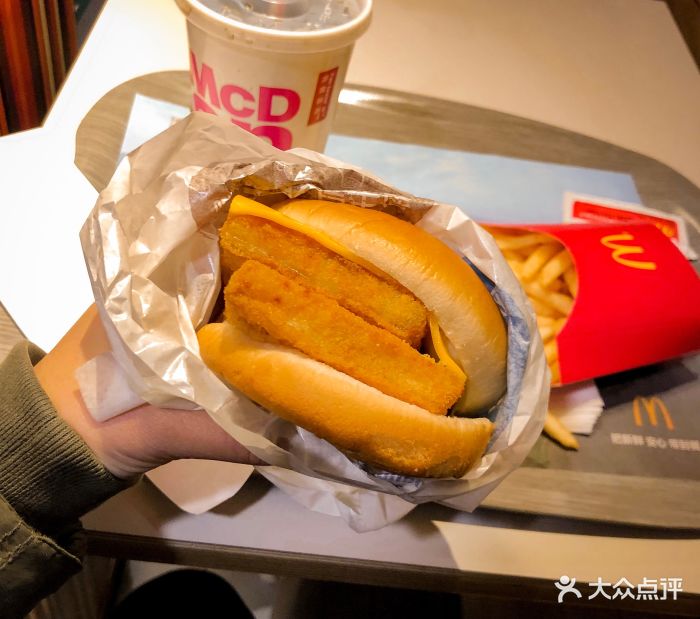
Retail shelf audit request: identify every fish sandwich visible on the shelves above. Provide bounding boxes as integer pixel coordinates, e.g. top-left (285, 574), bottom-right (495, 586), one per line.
top-left (197, 196), bottom-right (507, 478)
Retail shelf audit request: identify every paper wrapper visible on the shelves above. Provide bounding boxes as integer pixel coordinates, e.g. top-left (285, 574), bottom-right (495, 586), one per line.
top-left (79, 112), bottom-right (549, 531)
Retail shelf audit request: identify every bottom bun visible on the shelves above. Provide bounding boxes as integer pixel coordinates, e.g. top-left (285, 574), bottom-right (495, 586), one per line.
top-left (198, 321), bottom-right (494, 478)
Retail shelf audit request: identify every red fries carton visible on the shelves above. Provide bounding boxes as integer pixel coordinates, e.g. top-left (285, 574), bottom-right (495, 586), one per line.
top-left (487, 221), bottom-right (700, 385)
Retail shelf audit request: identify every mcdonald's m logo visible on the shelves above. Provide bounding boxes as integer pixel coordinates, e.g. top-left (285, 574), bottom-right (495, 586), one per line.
top-left (632, 396), bottom-right (674, 431)
top-left (600, 233), bottom-right (657, 271)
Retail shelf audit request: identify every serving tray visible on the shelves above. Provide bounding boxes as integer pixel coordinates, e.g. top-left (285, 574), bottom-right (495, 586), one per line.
top-left (74, 71), bottom-right (700, 529)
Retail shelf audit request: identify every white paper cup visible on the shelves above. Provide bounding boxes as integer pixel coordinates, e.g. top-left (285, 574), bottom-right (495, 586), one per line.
top-left (176, 0), bottom-right (372, 151)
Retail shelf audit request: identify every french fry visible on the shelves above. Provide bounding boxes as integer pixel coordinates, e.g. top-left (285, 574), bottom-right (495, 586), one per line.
top-left (547, 278), bottom-right (564, 293)
top-left (544, 340), bottom-right (559, 365)
top-left (538, 249), bottom-right (573, 288)
top-left (543, 410), bottom-right (579, 450)
top-left (563, 266), bottom-right (579, 297)
top-left (530, 297), bottom-right (560, 319)
top-left (536, 315), bottom-right (556, 328)
top-left (506, 258), bottom-right (524, 279)
top-left (521, 243), bottom-right (561, 281)
top-left (489, 226), bottom-right (581, 450)
top-left (537, 323), bottom-right (556, 342)
top-left (490, 231), bottom-right (558, 250)
top-left (549, 359), bottom-right (561, 385)
top-left (524, 281), bottom-right (574, 316)
top-left (489, 230), bottom-right (576, 376)
top-left (502, 249), bottom-right (525, 262)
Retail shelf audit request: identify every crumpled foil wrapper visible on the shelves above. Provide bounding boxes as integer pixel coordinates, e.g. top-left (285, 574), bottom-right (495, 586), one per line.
top-left (79, 112), bottom-right (549, 531)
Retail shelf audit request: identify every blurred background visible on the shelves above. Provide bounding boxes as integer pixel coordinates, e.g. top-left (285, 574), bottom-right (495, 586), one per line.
top-left (0, 0), bottom-right (698, 135)
top-left (0, 0), bottom-right (103, 133)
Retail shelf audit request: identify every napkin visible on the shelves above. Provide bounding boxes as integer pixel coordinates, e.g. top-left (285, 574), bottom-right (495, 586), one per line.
top-left (549, 381), bottom-right (604, 435)
top-left (75, 352), bottom-right (143, 421)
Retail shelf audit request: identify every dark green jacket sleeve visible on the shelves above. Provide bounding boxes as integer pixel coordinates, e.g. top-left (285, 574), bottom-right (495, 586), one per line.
top-left (0, 342), bottom-right (133, 618)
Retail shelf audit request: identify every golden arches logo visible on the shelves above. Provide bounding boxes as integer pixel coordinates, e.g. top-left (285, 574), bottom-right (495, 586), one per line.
top-left (600, 233), bottom-right (657, 271)
top-left (632, 396), bottom-right (674, 431)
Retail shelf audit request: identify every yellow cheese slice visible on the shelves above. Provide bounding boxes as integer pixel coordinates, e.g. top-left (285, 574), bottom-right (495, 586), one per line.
top-left (230, 196), bottom-right (384, 278)
top-left (428, 315), bottom-right (466, 381)
top-left (228, 195), bottom-right (467, 383)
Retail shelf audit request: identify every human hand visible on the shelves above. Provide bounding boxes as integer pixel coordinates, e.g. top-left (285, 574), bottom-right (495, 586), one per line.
top-left (35, 306), bottom-right (262, 479)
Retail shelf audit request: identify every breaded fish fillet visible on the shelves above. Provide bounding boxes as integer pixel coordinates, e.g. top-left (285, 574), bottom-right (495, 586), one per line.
top-left (220, 214), bottom-right (428, 347)
top-left (225, 260), bottom-right (465, 415)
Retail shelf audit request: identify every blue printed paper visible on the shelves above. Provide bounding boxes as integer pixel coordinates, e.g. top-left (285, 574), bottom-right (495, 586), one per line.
top-left (325, 135), bottom-right (640, 223)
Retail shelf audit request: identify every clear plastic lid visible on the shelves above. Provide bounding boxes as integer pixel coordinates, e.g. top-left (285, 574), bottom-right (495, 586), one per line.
top-left (200, 0), bottom-right (363, 32)
top-left (178, 0), bottom-right (372, 52)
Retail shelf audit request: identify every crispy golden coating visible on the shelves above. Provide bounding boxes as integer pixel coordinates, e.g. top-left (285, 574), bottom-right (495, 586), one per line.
top-left (225, 260), bottom-right (465, 415)
top-left (280, 200), bottom-right (507, 414)
top-left (219, 214), bottom-right (428, 347)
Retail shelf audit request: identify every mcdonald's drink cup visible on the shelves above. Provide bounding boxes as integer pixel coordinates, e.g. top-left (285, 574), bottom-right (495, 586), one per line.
top-left (175, 0), bottom-right (372, 151)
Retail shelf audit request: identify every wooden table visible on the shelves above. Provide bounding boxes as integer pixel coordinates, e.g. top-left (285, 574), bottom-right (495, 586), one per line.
top-left (1, 1), bottom-right (699, 615)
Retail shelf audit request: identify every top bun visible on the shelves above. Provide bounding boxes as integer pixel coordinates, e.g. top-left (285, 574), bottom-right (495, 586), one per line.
top-left (278, 200), bottom-right (507, 413)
